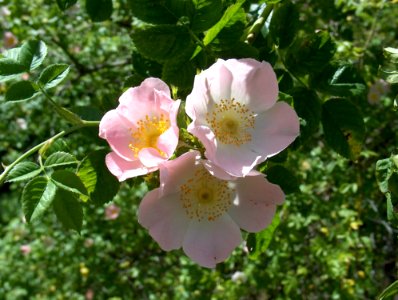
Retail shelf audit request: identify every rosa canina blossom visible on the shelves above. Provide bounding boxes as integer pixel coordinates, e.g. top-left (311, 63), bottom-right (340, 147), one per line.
top-left (138, 151), bottom-right (284, 268)
top-left (186, 58), bottom-right (300, 177)
top-left (99, 78), bottom-right (180, 181)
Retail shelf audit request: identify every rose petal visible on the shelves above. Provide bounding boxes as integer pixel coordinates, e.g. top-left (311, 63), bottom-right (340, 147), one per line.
top-left (182, 214), bottom-right (242, 268)
top-left (186, 73), bottom-right (213, 122)
top-left (99, 110), bottom-right (134, 161)
top-left (138, 189), bottom-right (189, 251)
top-left (157, 126), bottom-right (179, 158)
top-left (252, 102), bottom-right (300, 157)
top-left (105, 152), bottom-right (151, 181)
top-left (138, 148), bottom-right (166, 168)
top-left (160, 151), bottom-right (200, 195)
top-left (225, 59), bottom-right (279, 111)
top-left (187, 123), bottom-right (217, 162)
top-left (206, 59), bottom-right (233, 102)
top-left (228, 176), bottom-right (284, 232)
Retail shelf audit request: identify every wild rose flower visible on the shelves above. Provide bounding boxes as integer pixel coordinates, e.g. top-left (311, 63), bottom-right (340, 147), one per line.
top-left (138, 151), bottom-right (284, 268)
top-left (186, 58), bottom-right (300, 177)
top-left (368, 79), bottom-right (390, 105)
top-left (3, 31), bottom-right (18, 48)
top-left (20, 244), bottom-right (31, 255)
top-left (99, 78), bottom-right (180, 181)
top-left (105, 203), bottom-right (120, 220)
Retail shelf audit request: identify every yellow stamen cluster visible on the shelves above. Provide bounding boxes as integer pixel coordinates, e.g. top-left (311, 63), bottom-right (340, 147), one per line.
top-left (180, 167), bottom-right (234, 221)
top-left (206, 98), bottom-right (255, 146)
top-left (129, 114), bottom-right (170, 157)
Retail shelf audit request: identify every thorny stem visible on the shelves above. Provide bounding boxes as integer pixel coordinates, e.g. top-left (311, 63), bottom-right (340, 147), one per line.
top-left (245, 4), bottom-right (274, 44)
top-left (0, 120), bottom-right (99, 186)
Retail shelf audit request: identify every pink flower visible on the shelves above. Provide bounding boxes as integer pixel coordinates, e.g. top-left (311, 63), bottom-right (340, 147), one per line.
top-left (3, 31), bottom-right (18, 48)
top-left (99, 78), bottom-right (180, 181)
top-left (20, 244), bottom-right (31, 255)
top-left (186, 58), bottom-right (300, 177)
top-left (138, 151), bottom-right (284, 268)
top-left (105, 203), bottom-right (120, 220)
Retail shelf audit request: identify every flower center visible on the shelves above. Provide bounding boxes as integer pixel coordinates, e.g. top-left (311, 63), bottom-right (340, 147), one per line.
top-left (180, 166), bottom-right (234, 221)
top-left (129, 114), bottom-right (170, 157)
top-left (206, 98), bottom-right (255, 146)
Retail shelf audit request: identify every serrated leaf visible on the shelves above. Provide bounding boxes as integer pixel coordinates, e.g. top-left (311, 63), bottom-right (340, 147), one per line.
top-left (191, 0), bottom-right (223, 32)
top-left (86, 0), bottom-right (113, 22)
top-left (22, 177), bottom-right (57, 222)
top-left (6, 162), bottom-right (42, 182)
top-left (321, 99), bottom-right (365, 159)
top-left (5, 81), bottom-right (38, 102)
top-left (192, 0), bottom-right (246, 58)
top-left (18, 40), bottom-right (47, 71)
top-left (56, 0), bottom-right (78, 11)
top-left (270, 1), bottom-right (300, 49)
top-left (376, 158), bottom-right (394, 194)
top-left (44, 152), bottom-right (78, 168)
top-left (39, 139), bottom-right (70, 159)
top-left (77, 150), bottom-right (120, 205)
top-left (162, 59), bottom-right (195, 90)
top-left (386, 193), bottom-right (398, 226)
top-left (266, 165), bottom-right (299, 194)
top-left (132, 25), bottom-right (192, 63)
top-left (0, 58), bottom-right (26, 82)
top-left (51, 170), bottom-right (88, 196)
top-left (247, 212), bottom-right (280, 260)
top-left (383, 47), bottom-right (398, 64)
top-left (53, 189), bottom-right (83, 232)
top-left (128, 0), bottom-right (176, 24)
top-left (38, 64), bottom-right (70, 89)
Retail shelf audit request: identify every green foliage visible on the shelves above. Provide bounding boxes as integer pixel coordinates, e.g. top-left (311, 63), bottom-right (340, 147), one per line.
top-left (18, 40), bottom-right (47, 71)
top-left (56, 0), bottom-right (78, 11)
top-left (0, 58), bottom-right (26, 81)
top-left (77, 150), bottom-right (120, 205)
top-left (378, 280), bottom-right (398, 300)
top-left (6, 162), bottom-right (41, 183)
top-left (321, 99), bottom-right (365, 159)
top-left (270, 1), bottom-right (300, 49)
top-left (53, 189), bottom-right (83, 232)
top-left (266, 165), bottom-right (299, 194)
top-left (5, 80), bottom-right (37, 102)
top-left (38, 64), bottom-right (70, 89)
top-left (85, 0), bottom-right (113, 22)
top-left (44, 152), bottom-right (78, 168)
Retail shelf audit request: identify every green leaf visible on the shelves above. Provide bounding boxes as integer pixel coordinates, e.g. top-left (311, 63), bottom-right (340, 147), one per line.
top-left (292, 88), bottom-right (322, 142)
top-left (266, 165), bottom-right (299, 194)
top-left (21, 177), bottom-right (57, 222)
top-left (247, 212), bottom-right (281, 260)
top-left (51, 170), bottom-right (88, 196)
top-left (86, 0), bottom-right (113, 22)
top-left (128, 0), bottom-right (176, 24)
top-left (286, 31), bottom-right (336, 75)
top-left (386, 193), bottom-right (398, 226)
top-left (44, 152), bottom-right (78, 168)
top-left (132, 25), bottom-right (192, 63)
top-left (321, 99), bottom-right (365, 159)
top-left (77, 150), bottom-right (120, 205)
top-left (5, 81), bottom-right (38, 102)
top-left (376, 158), bottom-right (394, 194)
top-left (383, 47), bottom-right (398, 64)
top-left (38, 64), bottom-right (70, 89)
top-left (192, 0), bottom-right (246, 58)
top-left (162, 59), bottom-right (195, 90)
top-left (53, 189), bottom-right (83, 232)
top-left (270, 1), bottom-right (300, 49)
top-left (6, 162), bottom-right (42, 182)
top-left (190, 0), bottom-right (223, 32)
top-left (0, 58), bottom-right (26, 82)
top-left (39, 139), bottom-right (70, 159)
top-left (378, 280), bottom-right (398, 300)
top-left (56, 0), bottom-right (78, 11)
top-left (18, 40), bottom-right (47, 71)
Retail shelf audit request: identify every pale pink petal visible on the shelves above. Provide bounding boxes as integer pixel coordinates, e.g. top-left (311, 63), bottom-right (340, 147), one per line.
top-left (157, 126), bottom-right (179, 158)
top-left (211, 143), bottom-right (265, 177)
top-left (252, 102), bottom-right (300, 157)
top-left (182, 214), bottom-right (242, 268)
top-left (138, 189), bottom-right (189, 251)
top-left (202, 160), bottom-right (237, 181)
top-left (225, 59), bottom-right (279, 111)
top-left (228, 176), bottom-right (284, 232)
top-left (159, 151), bottom-right (200, 195)
top-left (206, 59), bottom-right (232, 102)
top-left (186, 73), bottom-right (213, 122)
top-left (99, 110), bottom-right (134, 161)
top-left (105, 152), bottom-right (151, 181)
top-left (138, 148), bottom-right (166, 168)
top-left (187, 123), bottom-right (217, 161)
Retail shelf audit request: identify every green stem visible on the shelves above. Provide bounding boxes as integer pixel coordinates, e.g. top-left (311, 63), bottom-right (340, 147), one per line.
top-left (245, 4), bottom-right (274, 44)
top-left (0, 121), bottom-right (99, 186)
